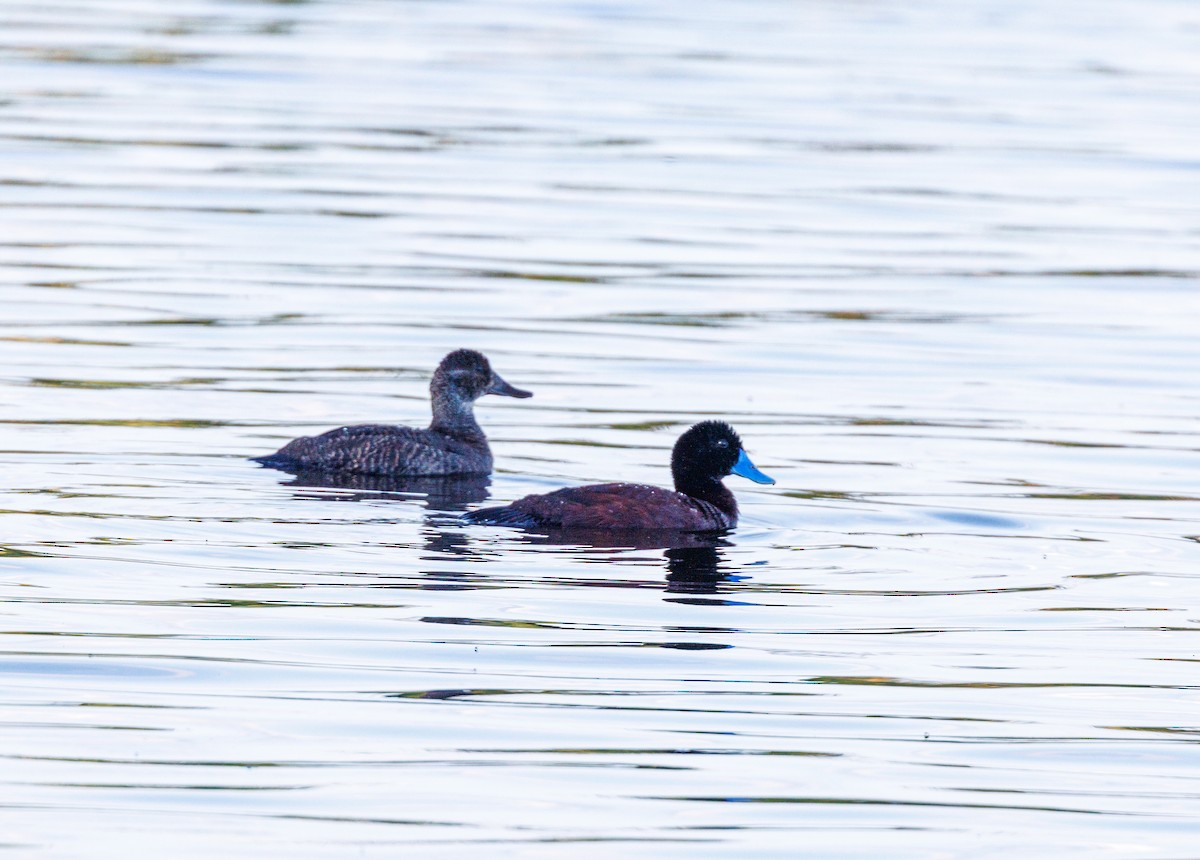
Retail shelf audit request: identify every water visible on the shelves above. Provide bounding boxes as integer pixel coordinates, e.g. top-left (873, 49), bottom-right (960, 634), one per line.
top-left (2, 0), bottom-right (1200, 855)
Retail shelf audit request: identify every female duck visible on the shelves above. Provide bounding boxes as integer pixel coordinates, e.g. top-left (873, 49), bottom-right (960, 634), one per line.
top-left (252, 349), bottom-right (531, 476)
top-left (463, 420), bottom-right (773, 531)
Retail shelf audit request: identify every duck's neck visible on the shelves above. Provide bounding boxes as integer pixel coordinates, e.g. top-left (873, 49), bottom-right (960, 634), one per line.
top-left (673, 469), bottom-right (737, 518)
top-left (429, 390), bottom-right (485, 441)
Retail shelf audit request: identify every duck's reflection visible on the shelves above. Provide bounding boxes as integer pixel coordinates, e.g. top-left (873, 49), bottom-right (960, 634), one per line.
top-left (280, 470), bottom-right (490, 512)
top-left (511, 528), bottom-right (725, 552)
top-left (270, 470), bottom-right (490, 584)
top-left (664, 543), bottom-right (730, 594)
top-left (508, 530), bottom-right (737, 594)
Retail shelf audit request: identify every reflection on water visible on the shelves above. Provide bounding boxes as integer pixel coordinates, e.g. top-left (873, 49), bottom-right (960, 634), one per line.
top-left (477, 527), bottom-right (738, 592)
top-left (279, 470), bottom-right (491, 512)
top-left (2, 0), bottom-right (1200, 857)
top-left (503, 526), bottom-right (732, 552)
top-left (664, 544), bottom-right (731, 595)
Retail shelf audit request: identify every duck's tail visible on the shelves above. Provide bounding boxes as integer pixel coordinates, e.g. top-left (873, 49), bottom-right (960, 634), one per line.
top-left (460, 505), bottom-right (538, 527)
top-left (250, 453), bottom-right (298, 470)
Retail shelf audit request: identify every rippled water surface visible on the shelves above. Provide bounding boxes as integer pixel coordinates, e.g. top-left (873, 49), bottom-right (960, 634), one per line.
top-left (2, 0), bottom-right (1200, 856)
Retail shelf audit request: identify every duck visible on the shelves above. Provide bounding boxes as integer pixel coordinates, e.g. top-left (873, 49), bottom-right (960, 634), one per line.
top-left (462, 420), bottom-right (773, 531)
top-left (251, 349), bottom-right (531, 476)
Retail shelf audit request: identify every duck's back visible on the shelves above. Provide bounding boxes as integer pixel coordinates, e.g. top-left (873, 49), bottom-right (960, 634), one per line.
top-left (253, 424), bottom-right (491, 476)
top-left (464, 482), bottom-right (733, 531)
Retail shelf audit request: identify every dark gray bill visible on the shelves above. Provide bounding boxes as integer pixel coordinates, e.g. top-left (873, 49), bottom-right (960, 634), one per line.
top-left (487, 374), bottom-right (532, 399)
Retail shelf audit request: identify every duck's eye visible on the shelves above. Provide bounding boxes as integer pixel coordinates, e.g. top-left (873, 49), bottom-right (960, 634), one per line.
top-left (716, 439), bottom-right (729, 448)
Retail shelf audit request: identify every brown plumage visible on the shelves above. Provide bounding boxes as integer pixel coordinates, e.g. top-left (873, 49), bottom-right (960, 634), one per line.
top-left (471, 482), bottom-right (734, 530)
top-left (252, 349), bottom-right (531, 476)
top-left (463, 421), bottom-right (774, 532)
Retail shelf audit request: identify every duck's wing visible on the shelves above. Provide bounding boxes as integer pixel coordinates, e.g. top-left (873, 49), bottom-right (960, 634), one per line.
top-left (253, 424), bottom-right (480, 476)
top-left (464, 483), bottom-right (728, 530)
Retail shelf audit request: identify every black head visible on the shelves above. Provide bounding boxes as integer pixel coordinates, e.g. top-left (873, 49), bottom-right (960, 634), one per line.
top-left (670, 420), bottom-right (774, 490)
top-left (432, 349), bottom-right (532, 402)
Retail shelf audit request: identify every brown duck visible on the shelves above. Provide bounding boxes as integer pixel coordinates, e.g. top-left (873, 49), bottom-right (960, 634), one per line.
top-left (252, 349), bottom-right (531, 476)
top-left (462, 421), bottom-right (773, 531)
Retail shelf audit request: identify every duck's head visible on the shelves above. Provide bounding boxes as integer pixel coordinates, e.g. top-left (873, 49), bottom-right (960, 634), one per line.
top-left (432, 349), bottom-right (532, 402)
top-left (671, 420), bottom-right (775, 489)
